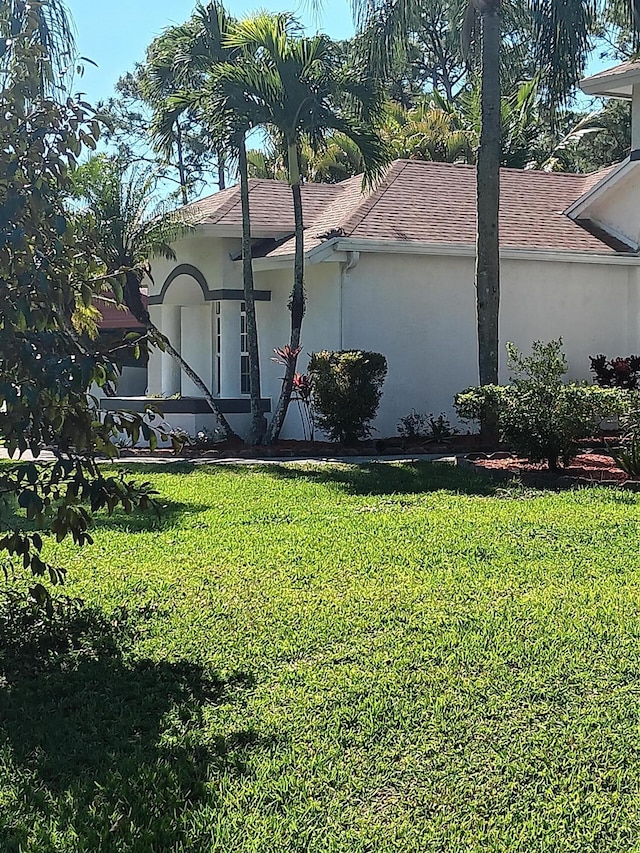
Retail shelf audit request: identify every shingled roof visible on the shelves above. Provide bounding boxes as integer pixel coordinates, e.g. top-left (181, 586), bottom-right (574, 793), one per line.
top-left (182, 178), bottom-right (340, 233)
top-left (187, 159), bottom-right (632, 258)
top-left (95, 293), bottom-right (146, 331)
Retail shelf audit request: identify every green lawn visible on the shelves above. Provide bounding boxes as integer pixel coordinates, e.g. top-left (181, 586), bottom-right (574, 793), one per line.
top-left (2, 462), bottom-right (640, 852)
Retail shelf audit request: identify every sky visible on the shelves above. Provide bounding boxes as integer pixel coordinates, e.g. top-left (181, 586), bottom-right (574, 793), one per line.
top-left (67, 0), bottom-right (355, 104)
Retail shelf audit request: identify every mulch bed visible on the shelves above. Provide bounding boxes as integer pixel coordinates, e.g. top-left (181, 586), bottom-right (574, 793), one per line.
top-left (117, 433), bottom-right (638, 490)
top-left (463, 450), bottom-right (640, 489)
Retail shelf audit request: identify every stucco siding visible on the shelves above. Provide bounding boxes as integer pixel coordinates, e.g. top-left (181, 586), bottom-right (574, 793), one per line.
top-left (500, 258), bottom-right (636, 382)
top-left (255, 262), bottom-right (342, 438)
top-left (342, 253), bottom-right (478, 436)
top-left (136, 228), bottom-right (640, 442)
top-left (588, 167), bottom-right (640, 246)
top-left (343, 252), bottom-right (640, 438)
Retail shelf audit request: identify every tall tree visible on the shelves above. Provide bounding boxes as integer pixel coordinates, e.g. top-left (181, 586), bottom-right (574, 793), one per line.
top-left (100, 35), bottom-right (222, 202)
top-left (213, 13), bottom-right (388, 444)
top-left (473, 0), bottom-right (501, 403)
top-left (166, 1), bottom-right (266, 444)
top-left (71, 154), bottom-right (239, 440)
top-left (0, 0), bottom-right (74, 95)
top-left (0, 0), bottom-right (162, 603)
top-left (353, 0), bottom-right (615, 436)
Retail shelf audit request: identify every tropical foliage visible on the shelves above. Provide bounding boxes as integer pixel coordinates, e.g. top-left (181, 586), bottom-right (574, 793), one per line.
top-left (455, 340), bottom-right (627, 470)
top-left (71, 154), bottom-right (238, 439)
top-left (0, 1), bottom-right (164, 603)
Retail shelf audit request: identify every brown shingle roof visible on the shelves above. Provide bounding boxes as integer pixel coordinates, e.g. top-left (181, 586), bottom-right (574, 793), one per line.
top-left (264, 160), bottom-right (629, 257)
top-left (581, 60), bottom-right (640, 82)
top-left (95, 294), bottom-right (146, 331)
top-left (184, 159), bottom-right (633, 258)
top-left (184, 178), bottom-right (341, 233)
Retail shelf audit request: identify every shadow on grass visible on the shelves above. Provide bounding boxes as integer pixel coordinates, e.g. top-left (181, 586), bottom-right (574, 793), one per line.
top-left (92, 497), bottom-right (210, 533)
top-left (252, 461), bottom-right (506, 497)
top-left (0, 599), bottom-right (262, 852)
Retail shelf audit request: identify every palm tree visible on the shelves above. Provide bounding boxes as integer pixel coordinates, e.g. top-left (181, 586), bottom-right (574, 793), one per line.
top-left (354, 0), bottom-right (617, 435)
top-left (248, 130), bottom-right (367, 183)
top-left (0, 0), bottom-right (75, 97)
top-left (144, 37), bottom-right (193, 206)
top-left (214, 13), bottom-right (389, 444)
top-left (71, 154), bottom-right (238, 440)
top-left (160, 2), bottom-right (266, 444)
top-left (381, 97), bottom-right (476, 162)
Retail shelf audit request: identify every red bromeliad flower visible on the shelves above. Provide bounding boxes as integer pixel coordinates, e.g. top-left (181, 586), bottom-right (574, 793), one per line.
top-left (292, 372), bottom-right (312, 402)
top-left (272, 345), bottom-right (302, 369)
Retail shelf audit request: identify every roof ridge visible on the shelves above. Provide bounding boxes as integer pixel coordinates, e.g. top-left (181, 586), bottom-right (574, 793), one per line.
top-left (207, 185), bottom-right (243, 224)
top-left (337, 161), bottom-right (410, 237)
top-left (179, 182), bottom-right (236, 214)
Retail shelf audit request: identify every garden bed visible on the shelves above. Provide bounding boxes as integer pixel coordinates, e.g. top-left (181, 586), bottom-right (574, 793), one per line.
top-left (462, 449), bottom-right (640, 489)
top-left (118, 433), bottom-right (489, 459)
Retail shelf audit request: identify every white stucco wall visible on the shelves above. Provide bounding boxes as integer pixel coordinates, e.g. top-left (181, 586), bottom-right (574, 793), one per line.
top-left (342, 252), bottom-right (640, 438)
top-left (500, 258), bottom-right (638, 380)
top-left (253, 261), bottom-right (342, 438)
top-left (341, 253), bottom-right (478, 436)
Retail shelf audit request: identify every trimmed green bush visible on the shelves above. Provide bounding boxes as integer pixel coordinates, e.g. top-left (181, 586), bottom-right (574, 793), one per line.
top-left (455, 339), bottom-right (627, 471)
top-left (307, 350), bottom-right (387, 444)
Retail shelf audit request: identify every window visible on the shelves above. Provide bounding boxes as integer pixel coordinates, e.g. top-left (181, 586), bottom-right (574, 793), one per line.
top-left (240, 301), bottom-right (249, 395)
top-left (215, 301), bottom-right (221, 395)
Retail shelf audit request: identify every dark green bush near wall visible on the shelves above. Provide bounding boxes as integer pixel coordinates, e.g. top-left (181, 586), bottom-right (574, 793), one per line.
top-left (307, 350), bottom-right (387, 444)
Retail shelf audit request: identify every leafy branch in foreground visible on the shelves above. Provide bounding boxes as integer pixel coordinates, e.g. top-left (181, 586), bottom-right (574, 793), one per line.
top-left (0, 1), bottom-right (165, 604)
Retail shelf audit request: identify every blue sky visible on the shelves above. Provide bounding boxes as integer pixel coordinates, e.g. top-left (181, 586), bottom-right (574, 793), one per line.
top-left (68, 0), bottom-right (355, 104)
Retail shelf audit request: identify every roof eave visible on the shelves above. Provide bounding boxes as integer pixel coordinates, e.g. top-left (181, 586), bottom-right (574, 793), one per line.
top-left (251, 236), bottom-right (639, 266)
top-left (326, 237), bottom-right (639, 264)
top-left (580, 68), bottom-right (640, 98)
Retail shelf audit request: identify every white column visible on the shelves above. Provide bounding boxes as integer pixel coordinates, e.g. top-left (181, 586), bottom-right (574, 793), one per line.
top-left (161, 305), bottom-right (182, 396)
top-left (180, 304), bottom-right (213, 396)
top-left (146, 305), bottom-right (163, 395)
top-left (632, 85), bottom-right (640, 151)
top-left (220, 301), bottom-right (241, 397)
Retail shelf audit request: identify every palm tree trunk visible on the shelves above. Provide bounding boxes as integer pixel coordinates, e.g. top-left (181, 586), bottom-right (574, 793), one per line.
top-left (218, 149), bottom-right (226, 191)
top-left (476, 4), bottom-right (501, 441)
top-left (238, 135), bottom-right (264, 445)
top-left (265, 142), bottom-right (304, 444)
top-left (122, 270), bottom-right (239, 441)
top-left (175, 121), bottom-right (188, 206)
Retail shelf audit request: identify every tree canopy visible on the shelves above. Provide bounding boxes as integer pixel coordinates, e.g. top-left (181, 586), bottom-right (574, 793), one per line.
top-left (0, 1), bottom-right (163, 606)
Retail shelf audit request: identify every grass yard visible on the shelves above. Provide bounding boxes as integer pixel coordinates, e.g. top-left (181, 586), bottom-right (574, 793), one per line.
top-left (2, 461), bottom-right (640, 852)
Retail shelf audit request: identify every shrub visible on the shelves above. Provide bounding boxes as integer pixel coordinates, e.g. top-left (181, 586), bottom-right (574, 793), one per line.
top-left (307, 350), bottom-right (387, 444)
top-left (455, 340), bottom-right (626, 471)
top-left (398, 410), bottom-right (458, 441)
top-left (590, 354), bottom-right (640, 390)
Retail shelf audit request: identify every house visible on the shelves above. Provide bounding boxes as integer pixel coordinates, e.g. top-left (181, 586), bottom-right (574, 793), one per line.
top-left (104, 61), bottom-right (640, 441)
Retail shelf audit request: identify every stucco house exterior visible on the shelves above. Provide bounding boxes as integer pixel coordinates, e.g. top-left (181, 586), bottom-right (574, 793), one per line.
top-left (105, 61), bottom-right (640, 441)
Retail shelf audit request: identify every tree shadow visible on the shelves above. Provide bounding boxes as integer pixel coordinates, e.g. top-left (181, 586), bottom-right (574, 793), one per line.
top-left (251, 461), bottom-right (506, 497)
top-left (91, 497), bottom-right (210, 533)
top-left (0, 599), bottom-right (262, 852)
